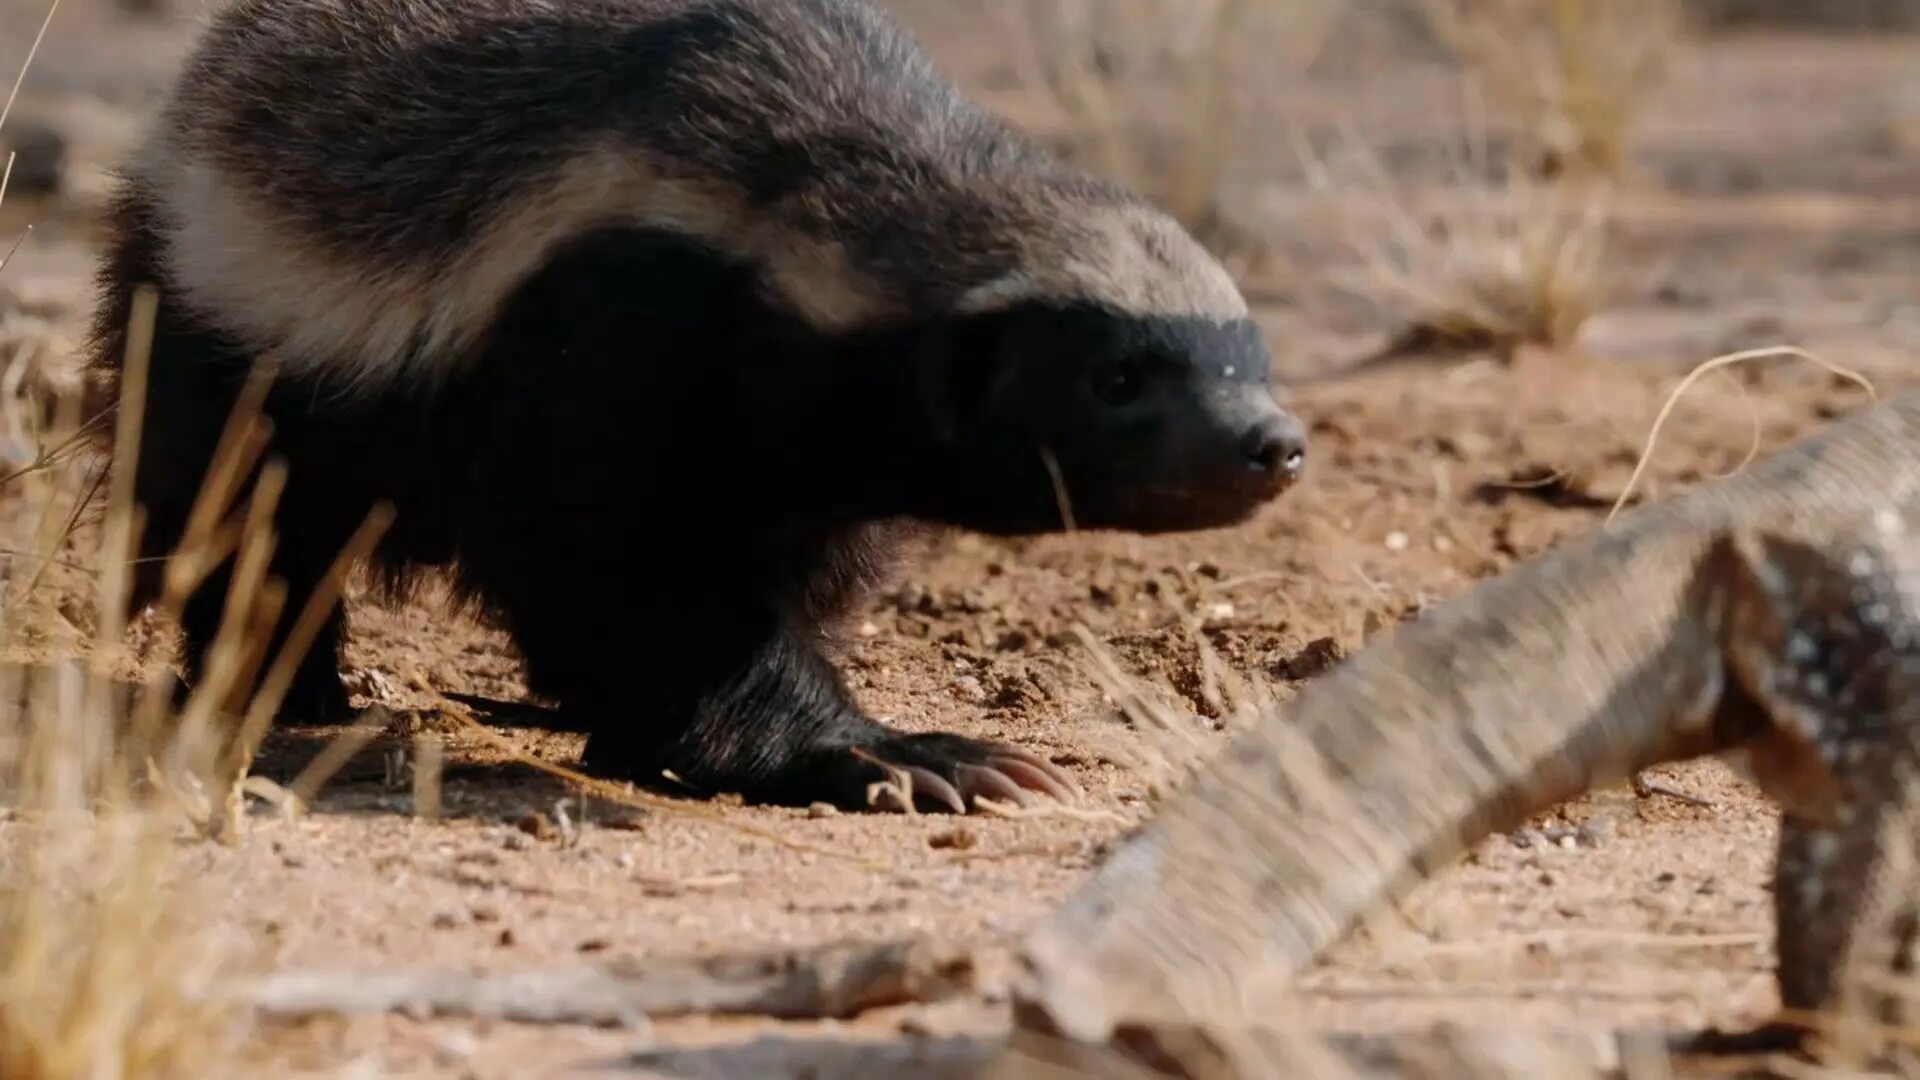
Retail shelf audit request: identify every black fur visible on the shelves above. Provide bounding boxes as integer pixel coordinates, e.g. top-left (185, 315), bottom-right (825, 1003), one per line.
top-left (87, 0), bottom-right (1307, 811)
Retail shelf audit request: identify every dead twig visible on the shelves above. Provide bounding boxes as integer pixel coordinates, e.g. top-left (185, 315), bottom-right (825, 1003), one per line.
top-left (241, 939), bottom-right (975, 1027)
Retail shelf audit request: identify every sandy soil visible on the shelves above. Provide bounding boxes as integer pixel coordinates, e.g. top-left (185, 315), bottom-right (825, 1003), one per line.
top-left (0, 2), bottom-right (1917, 1077)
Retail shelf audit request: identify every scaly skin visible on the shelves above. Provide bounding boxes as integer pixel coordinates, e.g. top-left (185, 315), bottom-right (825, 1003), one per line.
top-left (1012, 390), bottom-right (1920, 1061)
top-left (1728, 499), bottom-right (1920, 1070)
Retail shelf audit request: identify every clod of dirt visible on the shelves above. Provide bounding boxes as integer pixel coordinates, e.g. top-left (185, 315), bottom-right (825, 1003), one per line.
top-left (928, 827), bottom-right (979, 852)
top-left (1274, 637), bottom-right (1346, 682)
top-left (514, 811), bottom-right (556, 841)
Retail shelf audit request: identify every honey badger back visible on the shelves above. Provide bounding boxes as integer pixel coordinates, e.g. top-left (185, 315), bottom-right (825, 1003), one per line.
top-left (86, 0), bottom-right (1306, 812)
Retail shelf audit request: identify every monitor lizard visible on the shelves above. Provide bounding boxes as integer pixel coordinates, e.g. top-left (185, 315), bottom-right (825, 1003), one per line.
top-left (1010, 388), bottom-right (1920, 1073)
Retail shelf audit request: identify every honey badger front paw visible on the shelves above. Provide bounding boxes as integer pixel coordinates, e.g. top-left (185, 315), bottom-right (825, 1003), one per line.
top-left (578, 711), bottom-right (1084, 813)
top-left (833, 731), bottom-right (1083, 814)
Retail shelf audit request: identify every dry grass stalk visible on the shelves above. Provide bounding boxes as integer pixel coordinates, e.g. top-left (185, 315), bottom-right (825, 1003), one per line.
top-left (1017, 0), bottom-right (1341, 237)
top-left (1607, 345), bottom-right (1878, 527)
top-left (411, 731), bottom-right (442, 819)
top-left (1068, 618), bottom-right (1276, 808)
top-left (1300, 97), bottom-right (1616, 359)
top-left (1415, 0), bottom-right (1683, 179)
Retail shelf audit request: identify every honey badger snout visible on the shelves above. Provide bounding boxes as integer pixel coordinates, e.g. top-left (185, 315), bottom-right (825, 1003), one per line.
top-left (1013, 373), bottom-right (1308, 537)
top-left (1232, 392), bottom-right (1308, 488)
top-left (1153, 382), bottom-right (1307, 520)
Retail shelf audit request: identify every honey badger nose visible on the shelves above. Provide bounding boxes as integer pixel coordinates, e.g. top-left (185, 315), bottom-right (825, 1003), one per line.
top-left (1240, 411), bottom-right (1307, 482)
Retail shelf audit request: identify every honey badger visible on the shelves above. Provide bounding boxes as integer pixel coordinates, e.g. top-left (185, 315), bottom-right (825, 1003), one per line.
top-left (86, 0), bottom-right (1308, 813)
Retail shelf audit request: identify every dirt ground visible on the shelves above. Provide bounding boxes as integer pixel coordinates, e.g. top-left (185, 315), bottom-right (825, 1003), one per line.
top-left (0, 2), bottom-right (1917, 1077)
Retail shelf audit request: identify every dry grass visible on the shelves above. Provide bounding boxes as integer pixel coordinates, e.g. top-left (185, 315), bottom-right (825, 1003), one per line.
top-left (0, 313), bottom-right (256, 1077)
top-left (0, 294), bottom-right (395, 1072)
top-left (0, 749), bottom-right (252, 1080)
top-left (1300, 99), bottom-right (1617, 359)
top-left (1014, 0), bottom-right (1342, 240)
top-left (1415, 0), bottom-right (1685, 180)
top-left (0, 7), bottom-right (380, 1069)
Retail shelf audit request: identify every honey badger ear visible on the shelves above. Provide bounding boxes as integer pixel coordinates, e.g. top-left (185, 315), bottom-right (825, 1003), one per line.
top-left (913, 315), bottom-right (1023, 443)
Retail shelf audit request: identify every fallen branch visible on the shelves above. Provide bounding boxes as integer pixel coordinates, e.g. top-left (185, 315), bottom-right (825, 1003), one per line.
top-left (242, 938), bottom-right (974, 1028)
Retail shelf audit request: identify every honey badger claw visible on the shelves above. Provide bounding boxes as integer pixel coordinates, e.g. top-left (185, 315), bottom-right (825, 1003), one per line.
top-left (856, 737), bottom-right (1080, 815)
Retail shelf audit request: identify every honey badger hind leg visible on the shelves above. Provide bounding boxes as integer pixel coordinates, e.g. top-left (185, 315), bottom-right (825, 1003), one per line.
top-left (497, 551), bottom-right (1080, 814)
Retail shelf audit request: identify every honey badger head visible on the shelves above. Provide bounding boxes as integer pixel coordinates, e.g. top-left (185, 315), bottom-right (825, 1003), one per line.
top-left (875, 177), bottom-right (1306, 536)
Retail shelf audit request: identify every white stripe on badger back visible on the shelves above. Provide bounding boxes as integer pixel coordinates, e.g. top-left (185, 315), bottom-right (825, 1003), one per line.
top-left (144, 138), bottom-right (899, 395)
top-left (956, 202), bottom-right (1248, 323)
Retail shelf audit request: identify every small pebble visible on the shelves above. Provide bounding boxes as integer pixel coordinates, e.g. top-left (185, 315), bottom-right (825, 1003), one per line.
top-left (808, 802), bottom-right (838, 819)
top-left (1385, 531), bottom-right (1409, 552)
top-left (1206, 602), bottom-right (1235, 622)
top-left (430, 910), bottom-right (462, 930)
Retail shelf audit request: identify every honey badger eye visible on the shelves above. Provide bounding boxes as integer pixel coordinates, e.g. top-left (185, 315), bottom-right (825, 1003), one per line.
top-left (1092, 355), bottom-right (1145, 406)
